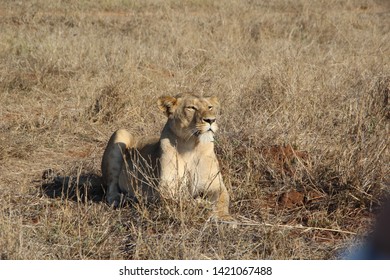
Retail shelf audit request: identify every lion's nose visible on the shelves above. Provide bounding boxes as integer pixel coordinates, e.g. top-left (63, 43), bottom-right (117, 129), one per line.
top-left (203, 118), bottom-right (216, 124)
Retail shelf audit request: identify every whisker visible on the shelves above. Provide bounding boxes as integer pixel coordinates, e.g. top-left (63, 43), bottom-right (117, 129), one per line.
top-left (181, 124), bottom-right (214, 143)
top-left (183, 128), bottom-right (198, 142)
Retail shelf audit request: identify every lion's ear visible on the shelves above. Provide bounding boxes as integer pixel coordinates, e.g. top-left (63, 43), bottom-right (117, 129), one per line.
top-left (158, 96), bottom-right (177, 117)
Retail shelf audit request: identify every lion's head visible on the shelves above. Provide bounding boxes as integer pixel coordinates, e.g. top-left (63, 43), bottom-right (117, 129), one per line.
top-left (158, 94), bottom-right (220, 143)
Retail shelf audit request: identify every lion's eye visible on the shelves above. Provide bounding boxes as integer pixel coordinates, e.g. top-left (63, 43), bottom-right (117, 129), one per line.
top-left (208, 106), bottom-right (213, 111)
top-left (186, 106), bottom-right (197, 111)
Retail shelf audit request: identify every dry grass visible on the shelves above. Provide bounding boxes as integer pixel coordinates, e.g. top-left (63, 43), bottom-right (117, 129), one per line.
top-left (0, 0), bottom-right (389, 260)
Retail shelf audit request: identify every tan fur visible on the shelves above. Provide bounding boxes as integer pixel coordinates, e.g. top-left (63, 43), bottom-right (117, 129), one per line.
top-left (101, 94), bottom-right (234, 221)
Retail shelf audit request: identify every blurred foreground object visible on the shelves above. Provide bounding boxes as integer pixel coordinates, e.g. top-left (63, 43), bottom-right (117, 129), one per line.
top-left (345, 200), bottom-right (390, 260)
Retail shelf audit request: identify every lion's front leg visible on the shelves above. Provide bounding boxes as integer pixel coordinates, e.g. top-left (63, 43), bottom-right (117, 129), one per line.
top-left (158, 152), bottom-right (186, 199)
top-left (158, 171), bottom-right (181, 199)
top-left (206, 179), bottom-right (235, 222)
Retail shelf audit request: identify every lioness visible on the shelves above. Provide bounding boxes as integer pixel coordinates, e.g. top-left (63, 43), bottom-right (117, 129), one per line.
top-left (101, 94), bottom-right (233, 221)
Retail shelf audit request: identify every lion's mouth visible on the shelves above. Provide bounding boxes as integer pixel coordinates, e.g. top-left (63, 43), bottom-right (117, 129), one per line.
top-left (194, 126), bottom-right (215, 137)
top-left (192, 123), bottom-right (217, 142)
top-left (194, 127), bottom-right (214, 136)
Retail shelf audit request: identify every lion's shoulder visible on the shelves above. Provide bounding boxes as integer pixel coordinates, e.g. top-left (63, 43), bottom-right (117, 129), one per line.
top-left (134, 136), bottom-right (161, 157)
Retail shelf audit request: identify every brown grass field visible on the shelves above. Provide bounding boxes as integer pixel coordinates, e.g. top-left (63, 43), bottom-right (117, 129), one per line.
top-left (0, 0), bottom-right (389, 260)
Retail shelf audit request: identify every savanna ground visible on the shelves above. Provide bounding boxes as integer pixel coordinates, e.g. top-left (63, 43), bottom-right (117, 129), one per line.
top-left (0, 0), bottom-right (389, 260)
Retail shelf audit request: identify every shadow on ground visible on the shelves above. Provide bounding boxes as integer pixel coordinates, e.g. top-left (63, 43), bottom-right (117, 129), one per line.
top-left (39, 169), bottom-right (106, 203)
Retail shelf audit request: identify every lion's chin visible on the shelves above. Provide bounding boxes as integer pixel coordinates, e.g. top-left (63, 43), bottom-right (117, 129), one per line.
top-left (198, 131), bottom-right (214, 143)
